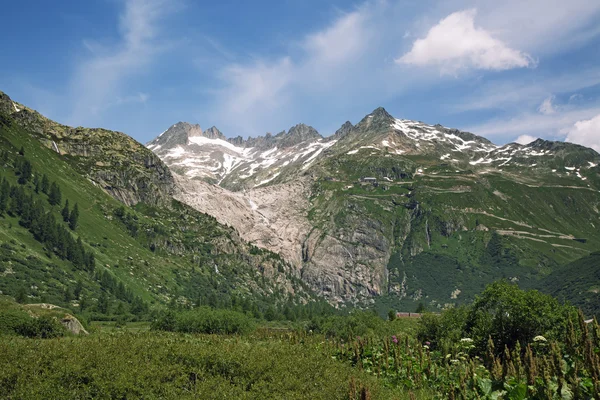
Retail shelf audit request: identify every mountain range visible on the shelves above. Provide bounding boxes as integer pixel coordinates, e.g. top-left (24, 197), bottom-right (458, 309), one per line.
top-left (145, 105), bottom-right (600, 308)
top-left (1, 88), bottom-right (599, 314)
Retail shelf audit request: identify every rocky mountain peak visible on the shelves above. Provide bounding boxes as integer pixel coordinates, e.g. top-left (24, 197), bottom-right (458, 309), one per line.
top-left (275, 123), bottom-right (322, 148)
top-left (204, 126), bottom-right (226, 140)
top-left (332, 121), bottom-right (354, 140)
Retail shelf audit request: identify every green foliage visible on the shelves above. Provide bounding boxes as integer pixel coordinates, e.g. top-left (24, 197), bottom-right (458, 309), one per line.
top-left (537, 251), bottom-right (600, 317)
top-left (61, 199), bottom-right (70, 222)
top-left (417, 281), bottom-right (576, 355)
top-left (69, 203), bottom-right (79, 230)
top-left (0, 309), bottom-right (66, 338)
top-left (152, 308), bottom-right (256, 335)
top-left (0, 332), bottom-right (399, 399)
top-left (308, 311), bottom-right (388, 340)
top-left (48, 181), bottom-right (61, 206)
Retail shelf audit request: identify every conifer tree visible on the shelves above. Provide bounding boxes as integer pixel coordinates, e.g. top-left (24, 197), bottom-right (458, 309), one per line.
top-left (97, 291), bottom-right (109, 314)
top-left (48, 182), bottom-right (61, 206)
top-left (17, 159), bottom-right (32, 184)
top-left (41, 174), bottom-right (50, 194)
top-left (0, 178), bottom-right (9, 214)
top-left (62, 199), bottom-right (70, 222)
top-left (34, 174), bottom-right (40, 193)
top-left (74, 280), bottom-right (83, 300)
top-left (69, 203), bottom-right (79, 230)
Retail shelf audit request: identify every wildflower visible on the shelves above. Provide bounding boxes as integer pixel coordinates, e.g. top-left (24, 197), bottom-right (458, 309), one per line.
top-left (423, 345), bottom-right (430, 350)
top-left (450, 359), bottom-right (459, 364)
top-left (425, 341), bottom-right (431, 346)
top-left (460, 338), bottom-right (473, 343)
top-left (533, 335), bottom-right (547, 343)
top-left (392, 335), bottom-right (398, 344)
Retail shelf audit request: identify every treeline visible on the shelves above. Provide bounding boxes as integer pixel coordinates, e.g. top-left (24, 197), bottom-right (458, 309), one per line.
top-left (93, 269), bottom-right (148, 317)
top-left (0, 177), bottom-right (94, 271)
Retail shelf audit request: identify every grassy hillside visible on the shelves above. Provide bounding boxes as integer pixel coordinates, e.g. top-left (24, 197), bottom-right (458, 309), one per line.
top-left (307, 147), bottom-right (600, 311)
top-left (0, 100), bottom-right (315, 321)
top-left (536, 251), bottom-right (600, 317)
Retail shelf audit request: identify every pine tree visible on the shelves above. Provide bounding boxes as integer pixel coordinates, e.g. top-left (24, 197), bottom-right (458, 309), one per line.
top-left (41, 175), bottom-right (50, 194)
top-left (69, 203), bottom-right (79, 230)
top-left (18, 146), bottom-right (25, 156)
top-left (62, 199), bottom-right (70, 222)
top-left (48, 182), bottom-right (61, 206)
top-left (0, 178), bottom-right (9, 214)
top-left (74, 280), bottom-right (83, 299)
top-left (63, 287), bottom-right (72, 302)
top-left (17, 160), bottom-right (32, 184)
top-left (15, 287), bottom-right (27, 303)
top-left (34, 174), bottom-right (40, 193)
top-left (97, 291), bottom-right (110, 314)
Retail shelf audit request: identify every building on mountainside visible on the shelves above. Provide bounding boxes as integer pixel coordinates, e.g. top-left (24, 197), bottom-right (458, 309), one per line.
top-left (396, 312), bottom-right (423, 319)
top-left (360, 177), bottom-right (377, 182)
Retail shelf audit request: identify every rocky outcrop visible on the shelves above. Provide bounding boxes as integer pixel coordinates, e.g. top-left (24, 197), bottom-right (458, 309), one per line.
top-left (61, 314), bottom-right (89, 335)
top-left (174, 175), bottom-right (313, 266)
top-left (0, 91), bottom-right (175, 206)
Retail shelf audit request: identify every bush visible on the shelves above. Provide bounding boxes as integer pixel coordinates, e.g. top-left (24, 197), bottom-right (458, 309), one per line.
top-left (0, 309), bottom-right (33, 334)
top-left (152, 307), bottom-right (255, 335)
top-left (308, 311), bottom-right (385, 340)
top-left (0, 310), bottom-right (66, 338)
top-left (417, 306), bottom-right (468, 352)
top-left (417, 281), bottom-right (576, 355)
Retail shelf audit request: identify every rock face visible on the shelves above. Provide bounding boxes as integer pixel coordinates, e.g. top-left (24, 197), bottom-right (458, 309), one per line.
top-left (61, 314), bottom-right (89, 335)
top-left (174, 175), bottom-right (313, 267)
top-left (0, 90), bottom-right (175, 206)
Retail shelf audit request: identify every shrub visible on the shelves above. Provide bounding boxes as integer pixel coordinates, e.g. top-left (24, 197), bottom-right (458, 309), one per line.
top-left (308, 311), bottom-right (385, 340)
top-left (0, 310), bottom-right (66, 338)
top-left (152, 307), bottom-right (255, 335)
top-left (417, 306), bottom-right (469, 352)
top-left (417, 281), bottom-right (576, 355)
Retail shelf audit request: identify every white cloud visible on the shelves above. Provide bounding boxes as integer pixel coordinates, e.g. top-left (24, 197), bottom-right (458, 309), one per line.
top-left (537, 96), bottom-right (555, 115)
top-left (450, 68), bottom-right (600, 113)
top-left (67, 0), bottom-right (176, 125)
top-left (465, 106), bottom-right (600, 145)
top-left (208, 5), bottom-right (381, 135)
top-left (565, 114), bottom-right (600, 152)
top-left (398, 9), bottom-right (534, 72)
top-left (515, 135), bottom-right (538, 145)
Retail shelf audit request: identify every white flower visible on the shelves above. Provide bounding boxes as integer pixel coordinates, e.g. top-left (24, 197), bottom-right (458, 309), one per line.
top-left (533, 335), bottom-right (547, 342)
top-left (460, 338), bottom-right (473, 343)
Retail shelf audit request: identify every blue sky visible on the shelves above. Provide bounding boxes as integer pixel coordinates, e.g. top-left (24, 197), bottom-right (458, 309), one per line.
top-left (1, 0), bottom-right (600, 151)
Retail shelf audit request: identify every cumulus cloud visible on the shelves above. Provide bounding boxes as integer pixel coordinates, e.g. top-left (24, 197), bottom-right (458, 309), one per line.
top-left (565, 114), bottom-right (600, 152)
top-left (397, 9), bottom-right (534, 72)
top-left (515, 135), bottom-right (538, 145)
top-left (537, 96), bottom-right (556, 115)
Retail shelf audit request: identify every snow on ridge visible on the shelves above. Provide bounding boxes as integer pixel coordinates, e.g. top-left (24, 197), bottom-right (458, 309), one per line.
top-left (12, 102), bottom-right (20, 112)
top-left (588, 162), bottom-right (598, 168)
top-left (165, 146), bottom-right (187, 158)
top-left (392, 118), bottom-right (496, 153)
top-left (188, 136), bottom-right (247, 154)
top-left (255, 172), bottom-right (281, 187)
